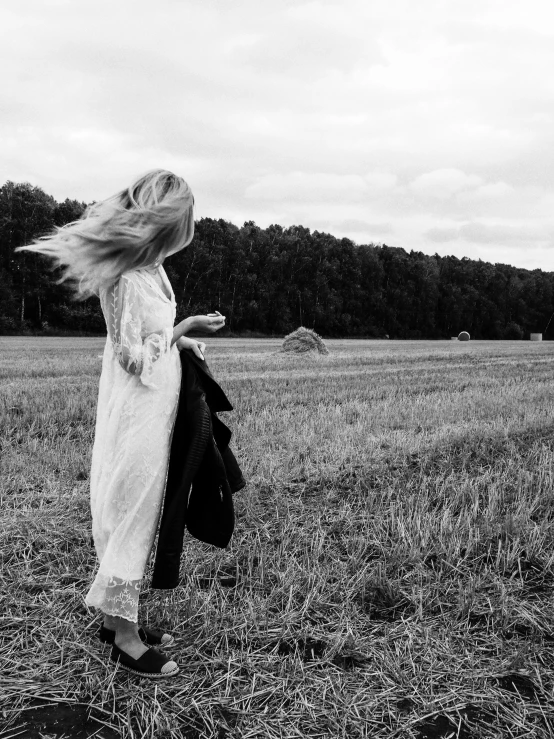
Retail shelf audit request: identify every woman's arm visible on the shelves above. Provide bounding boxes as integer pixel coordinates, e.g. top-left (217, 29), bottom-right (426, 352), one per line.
top-left (105, 276), bottom-right (174, 388)
top-left (176, 335), bottom-right (206, 359)
top-left (171, 317), bottom-right (196, 346)
top-left (172, 313), bottom-right (226, 345)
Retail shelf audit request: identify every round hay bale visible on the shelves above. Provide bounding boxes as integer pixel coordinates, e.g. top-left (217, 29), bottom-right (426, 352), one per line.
top-left (458, 331), bottom-right (470, 341)
top-left (530, 333), bottom-right (542, 341)
top-left (281, 326), bottom-right (329, 355)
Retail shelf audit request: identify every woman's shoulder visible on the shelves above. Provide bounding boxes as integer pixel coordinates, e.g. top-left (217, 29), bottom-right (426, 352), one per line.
top-left (118, 269), bottom-right (142, 287)
top-left (121, 268), bottom-right (140, 279)
top-left (100, 271), bottom-right (139, 298)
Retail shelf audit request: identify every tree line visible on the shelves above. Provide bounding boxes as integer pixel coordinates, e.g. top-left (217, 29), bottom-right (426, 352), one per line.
top-left (1, 180), bottom-right (553, 339)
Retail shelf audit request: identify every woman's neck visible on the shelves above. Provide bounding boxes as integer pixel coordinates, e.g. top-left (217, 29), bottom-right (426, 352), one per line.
top-left (143, 260), bottom-right (163, 273)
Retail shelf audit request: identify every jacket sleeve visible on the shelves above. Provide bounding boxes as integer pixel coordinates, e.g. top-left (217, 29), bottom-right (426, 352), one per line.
top-left (104, 274), bottom-right (174, 389)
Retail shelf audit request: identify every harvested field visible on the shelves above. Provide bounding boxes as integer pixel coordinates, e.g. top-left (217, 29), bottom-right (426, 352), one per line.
top-left (1, 336), bottom-right (554, 738)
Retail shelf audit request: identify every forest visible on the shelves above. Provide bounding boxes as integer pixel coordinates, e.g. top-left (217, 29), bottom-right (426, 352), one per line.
top-left (1, 180), bottom-right (553, 339)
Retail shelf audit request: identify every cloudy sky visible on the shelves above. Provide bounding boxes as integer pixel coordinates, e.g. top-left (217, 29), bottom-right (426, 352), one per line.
top-left (2, 0), bottom-right (554, 270)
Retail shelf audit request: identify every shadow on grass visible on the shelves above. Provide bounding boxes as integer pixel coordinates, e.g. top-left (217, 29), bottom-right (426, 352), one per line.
top-left (414, 704), bottom-right (496, 739)
top-left (18, 702), bottom-right (118, 739)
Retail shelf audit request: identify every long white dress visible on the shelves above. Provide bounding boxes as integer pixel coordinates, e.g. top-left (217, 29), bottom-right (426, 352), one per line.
top-left (85, 265), bottom-right (181, 623)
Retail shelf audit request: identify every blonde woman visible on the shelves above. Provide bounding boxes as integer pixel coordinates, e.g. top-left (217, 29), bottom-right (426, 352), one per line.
top-left (17, 170), bottom-right (225, 678)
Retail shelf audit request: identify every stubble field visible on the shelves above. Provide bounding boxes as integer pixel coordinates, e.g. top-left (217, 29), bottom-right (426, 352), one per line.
top-left (1, 336), bottom-right (554, 739)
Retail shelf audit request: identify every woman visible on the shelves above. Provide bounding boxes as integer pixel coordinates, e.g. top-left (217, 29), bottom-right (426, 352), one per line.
top-left (17, 169), bottom-right (225, 678)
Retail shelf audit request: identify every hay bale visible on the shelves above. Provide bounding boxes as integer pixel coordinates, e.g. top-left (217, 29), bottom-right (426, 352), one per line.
top-left (458, 331), bottom-right (470, 341)
top-left (530, 333), bottom-right (543, 341)
top-left (281, 326), bottom-right (329, 355)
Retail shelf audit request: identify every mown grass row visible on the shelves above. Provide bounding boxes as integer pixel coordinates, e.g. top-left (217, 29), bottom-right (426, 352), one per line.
top-left (1, 337), bottom-right (554, 738)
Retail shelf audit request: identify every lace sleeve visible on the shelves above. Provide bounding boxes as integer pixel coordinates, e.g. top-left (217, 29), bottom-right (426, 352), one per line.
top-left (104, 275), bottom-right (173, 390)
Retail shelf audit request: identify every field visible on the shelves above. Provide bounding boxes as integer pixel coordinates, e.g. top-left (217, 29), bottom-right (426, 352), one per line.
top-left (1, 336), bottom-right (554, 739)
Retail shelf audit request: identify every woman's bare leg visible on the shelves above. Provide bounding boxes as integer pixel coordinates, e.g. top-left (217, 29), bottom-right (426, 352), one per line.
top-left (103, 613), bottom-right (148, 660)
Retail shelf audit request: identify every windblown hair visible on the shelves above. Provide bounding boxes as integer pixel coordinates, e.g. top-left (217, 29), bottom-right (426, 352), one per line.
top-left (15, 169), bottom-right (195, 299)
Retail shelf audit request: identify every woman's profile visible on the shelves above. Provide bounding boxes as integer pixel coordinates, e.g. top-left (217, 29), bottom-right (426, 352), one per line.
top-left (17, 169), bottom-right (226, 678)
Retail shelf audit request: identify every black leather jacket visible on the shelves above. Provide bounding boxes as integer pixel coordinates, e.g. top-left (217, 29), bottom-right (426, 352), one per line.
top-left (151, 349), bottom-right (245, 589)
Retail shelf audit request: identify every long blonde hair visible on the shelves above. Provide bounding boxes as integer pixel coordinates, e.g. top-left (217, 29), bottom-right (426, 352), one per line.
top-left (16, 169), bottom-right (195, 299)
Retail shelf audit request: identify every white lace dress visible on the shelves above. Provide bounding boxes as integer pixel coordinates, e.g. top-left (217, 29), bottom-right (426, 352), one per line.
top-left (85, 266), bottom-right (181, 622)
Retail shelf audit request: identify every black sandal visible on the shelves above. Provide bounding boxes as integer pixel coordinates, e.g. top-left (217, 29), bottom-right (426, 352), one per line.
top-left (98, 624), bottom-right (174, 647)
top-left (110, 644), bottom-right (179, 678)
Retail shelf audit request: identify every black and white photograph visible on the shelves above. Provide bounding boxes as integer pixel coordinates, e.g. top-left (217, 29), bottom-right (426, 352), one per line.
top-left (1, 0), bottom-right (554, 737)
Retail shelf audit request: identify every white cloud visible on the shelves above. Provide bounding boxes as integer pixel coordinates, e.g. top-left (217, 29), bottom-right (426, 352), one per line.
top-left (245, 172), bottom-right (369, 202)
top-left (458, 222), bottom-right (548, 246)
top-left (409, 169), bottom-right (483, 200)
top-left (363, 172), bottom-right (398, 191)
top-left (323, 219), bottom-right (394, 238)
top-left (2, 0), bottom-right (554, 269)
top-left (244, 170), bottom-right (398, 203)
top-left (426, 227), bottom-right (459, 243)
top-left (425, 222), bottom-right (550, 247)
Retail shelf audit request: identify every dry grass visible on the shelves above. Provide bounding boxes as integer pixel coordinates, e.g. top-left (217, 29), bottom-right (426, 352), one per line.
top-left (1, 337), bottom-right (554, 738)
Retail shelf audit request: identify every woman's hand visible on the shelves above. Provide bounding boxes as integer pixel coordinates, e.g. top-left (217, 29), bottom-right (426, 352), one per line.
top-left (175, 312), bottom-right (225, 341)
top-left (193, 311), bottom-right (226, 333)
top-left (176, 336), bottom-right (206, 360)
